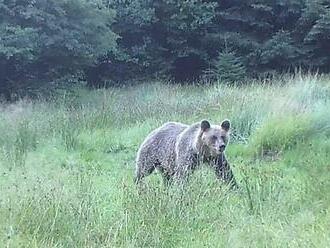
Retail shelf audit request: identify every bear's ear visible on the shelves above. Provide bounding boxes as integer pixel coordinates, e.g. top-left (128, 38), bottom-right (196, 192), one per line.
top-left (201, 120), bottom-right (211, 131)
top-left (221, 119), bottom-right (231, 131)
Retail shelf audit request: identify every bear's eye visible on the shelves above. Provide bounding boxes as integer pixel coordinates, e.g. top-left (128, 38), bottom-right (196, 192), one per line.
top-left (221, 136), bottom-right (226, 141)
top-left (211, 135), bottom-right (218, 141)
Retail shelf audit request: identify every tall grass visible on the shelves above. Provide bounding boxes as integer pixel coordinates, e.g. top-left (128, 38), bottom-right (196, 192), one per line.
top-left (0, 73), bottom-right (330, 247)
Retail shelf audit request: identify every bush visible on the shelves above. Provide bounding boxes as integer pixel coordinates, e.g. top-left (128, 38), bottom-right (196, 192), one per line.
top-left (249, 115), bottom-right (311, 157)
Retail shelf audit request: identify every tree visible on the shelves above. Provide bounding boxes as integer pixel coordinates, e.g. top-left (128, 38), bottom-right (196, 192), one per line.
top-left (88, 0), bottom-right (159, 86)
top-left (98, 0), bottom-right (218, 84)
top-left (79, 0), bottom-right (330, 85)
top-left (0, 0), bottom-right (117, 100)
top-left (304, 7), bottom-right (330, 70)
top-left (2, 0), bottom-right (330, 94)
top-left (205, 49), bottom-right (246, 83)
top-left (260, 30), bottom-right (301, 72)
top-left (154, 0), bottom-right (218, 82)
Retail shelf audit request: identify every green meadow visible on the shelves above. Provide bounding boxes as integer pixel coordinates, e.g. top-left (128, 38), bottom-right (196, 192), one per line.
top-left (1, 74), bottom-right (330, 247)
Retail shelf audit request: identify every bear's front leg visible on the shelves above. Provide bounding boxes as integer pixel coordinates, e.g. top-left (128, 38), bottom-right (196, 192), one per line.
top-left (213, 153), bottom-right (237, 188)
top-left (174, 153), bottom-right (198, 183)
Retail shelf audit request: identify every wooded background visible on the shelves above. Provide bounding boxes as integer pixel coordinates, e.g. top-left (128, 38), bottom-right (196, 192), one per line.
top-left (1, 0), bottom-right (329, 100)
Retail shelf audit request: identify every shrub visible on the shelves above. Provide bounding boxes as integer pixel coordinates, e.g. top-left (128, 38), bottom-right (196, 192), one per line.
top-left (249, 115), bottom-right (311, 157)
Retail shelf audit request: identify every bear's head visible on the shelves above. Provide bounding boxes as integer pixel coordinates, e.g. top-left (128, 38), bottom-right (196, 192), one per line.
top-left (199, 119), bottom-right (231, 157)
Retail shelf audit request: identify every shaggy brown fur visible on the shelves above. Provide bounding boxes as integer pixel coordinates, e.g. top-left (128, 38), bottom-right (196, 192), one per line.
top-left (135, 120), bottom-right (236, 187)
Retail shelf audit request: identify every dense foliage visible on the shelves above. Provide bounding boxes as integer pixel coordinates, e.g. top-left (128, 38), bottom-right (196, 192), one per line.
top-left (1, 0), bottom-right (330, 99)
top-left (0, 0), bottom-right (117, 100)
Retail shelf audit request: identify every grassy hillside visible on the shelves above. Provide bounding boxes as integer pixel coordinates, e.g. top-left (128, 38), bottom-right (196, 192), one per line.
top-left (1, 74), bottom-right (330, 247)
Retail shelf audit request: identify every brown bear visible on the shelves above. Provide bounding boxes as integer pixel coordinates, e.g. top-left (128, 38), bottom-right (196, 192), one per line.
top-left (135, 119), bottom-right (236, 187)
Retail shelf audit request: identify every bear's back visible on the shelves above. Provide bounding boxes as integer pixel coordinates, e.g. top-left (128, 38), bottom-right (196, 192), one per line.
top-left (143, 122), bottom-right (188, 148)
top-left (137, 122), bottom-right (188, 171)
